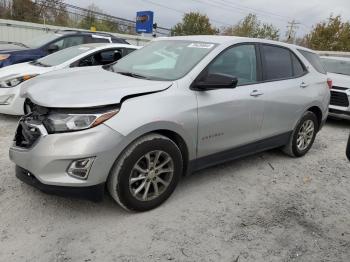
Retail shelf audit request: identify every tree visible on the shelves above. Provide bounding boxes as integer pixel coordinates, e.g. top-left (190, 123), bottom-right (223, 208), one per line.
top-left (304, 15), bottom-right (350, 51)
top-left (79, 4), bottom-right (99, 30)
top-left (172, 12), bottom-right (218, 36)
top-left (11, 0), bottom-right (39, 23)
top-left (35, 0), bottom-right (69, 26)
top-left (223, 13), bottom-right (279, 40)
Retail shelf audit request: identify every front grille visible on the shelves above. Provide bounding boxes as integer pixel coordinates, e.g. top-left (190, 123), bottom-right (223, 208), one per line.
top-left (330, 91), bottom-right (349, 107)
top-left (14, 103), bottom-right (49, 149)
top-left (14, 120), bottom-right (42, 148)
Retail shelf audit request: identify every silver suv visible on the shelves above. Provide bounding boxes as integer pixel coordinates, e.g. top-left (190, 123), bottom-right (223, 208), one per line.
top-left (9, 36), bottom-right (330, 211)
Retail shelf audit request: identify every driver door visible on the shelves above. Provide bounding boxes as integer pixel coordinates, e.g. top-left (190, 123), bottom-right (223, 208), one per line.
top-left (196, 44), bottom-right (264, 158)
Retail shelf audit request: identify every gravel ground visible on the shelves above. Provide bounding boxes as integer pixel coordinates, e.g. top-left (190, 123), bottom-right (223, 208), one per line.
top-left (0, 114), bottom-right (349, 262)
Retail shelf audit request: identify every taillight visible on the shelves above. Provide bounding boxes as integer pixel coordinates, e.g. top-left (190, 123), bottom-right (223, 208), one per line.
top-left (327, 78), bottom-right (332, 89)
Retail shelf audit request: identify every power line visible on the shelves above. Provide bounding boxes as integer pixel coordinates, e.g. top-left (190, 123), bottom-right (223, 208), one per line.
top-left (286, 19), bottom-right (300, 43)
top-left (141, 0), bottom-right (231, 26)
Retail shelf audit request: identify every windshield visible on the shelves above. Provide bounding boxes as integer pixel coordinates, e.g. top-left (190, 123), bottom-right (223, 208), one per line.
top-left (35, 45), bottom-right (93, 67)
top-left (321, 58), bottom-right (350, 76)
top-left (112, 40), bottom-right (217, 80)
top-left (24, 33), bottom-right (62, 48)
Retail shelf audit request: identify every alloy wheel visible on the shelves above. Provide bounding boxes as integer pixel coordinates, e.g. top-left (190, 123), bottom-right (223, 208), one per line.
top-left (296, 120), bottom-right (315, 151)
top-left (129, 150), bottom-right (174, 201)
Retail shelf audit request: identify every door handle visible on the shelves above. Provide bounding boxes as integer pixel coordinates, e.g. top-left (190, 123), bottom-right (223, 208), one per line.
top-left (250, 90), bottom-right (264, 97)
top-left (300, 82), bottom-right (309, 88)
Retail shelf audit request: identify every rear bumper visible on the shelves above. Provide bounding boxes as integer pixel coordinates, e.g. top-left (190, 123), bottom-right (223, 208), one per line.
top-left (16, 165), bottom-right (104, 201)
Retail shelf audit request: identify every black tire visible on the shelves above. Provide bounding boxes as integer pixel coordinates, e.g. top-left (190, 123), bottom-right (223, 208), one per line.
top-left (107, 133), bottom-right (183, 211)
top-left (283, 111), bottom-right (319, 157)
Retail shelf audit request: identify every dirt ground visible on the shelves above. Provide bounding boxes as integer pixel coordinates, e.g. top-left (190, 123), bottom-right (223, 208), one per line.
top-left (0, 114), bottom-right (349, 262)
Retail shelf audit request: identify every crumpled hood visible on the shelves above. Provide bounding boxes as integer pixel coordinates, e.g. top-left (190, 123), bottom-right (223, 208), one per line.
top-left (22, 66), bottom-right (173, 108)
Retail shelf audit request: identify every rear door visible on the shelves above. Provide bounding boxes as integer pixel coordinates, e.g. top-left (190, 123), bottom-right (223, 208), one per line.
top-left (257, 44), bottom-right (309, 139)
top-left (196, 43), bottom-right (264, 158)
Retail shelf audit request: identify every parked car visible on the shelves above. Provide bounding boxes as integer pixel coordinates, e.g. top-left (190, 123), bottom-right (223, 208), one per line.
top-left (9, 36), bottom-right (330, 211)
top-left (321, 56), bottom-right (350, 120)
top-left (0, 43), bottom-right (140, 115)
top-left (0, 30), bottom-right (129, 68)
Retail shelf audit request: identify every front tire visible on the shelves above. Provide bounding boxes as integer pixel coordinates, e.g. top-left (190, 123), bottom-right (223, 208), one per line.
top-left (107, 133), bottom-right (183, 211)
top-left (283, 111), bottom-right (319, 157)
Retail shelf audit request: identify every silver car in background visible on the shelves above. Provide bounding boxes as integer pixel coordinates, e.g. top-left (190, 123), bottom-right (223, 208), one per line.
top-left (9, 36), bottom-right (330, 211)
top-left (321, 56), bottom-right (350, 120)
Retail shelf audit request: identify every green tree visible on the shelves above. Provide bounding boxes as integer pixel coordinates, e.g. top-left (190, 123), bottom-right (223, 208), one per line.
top-left (223, 13), bottom-right (279, 40)
top-left (305, 15), bottom-right (350, 51)
top-left (79, 4), bottom-right (99, 30)
top-left (11, 0), bottom-right (39, 23)
top-left (172, 12), bottom-right (218, 36)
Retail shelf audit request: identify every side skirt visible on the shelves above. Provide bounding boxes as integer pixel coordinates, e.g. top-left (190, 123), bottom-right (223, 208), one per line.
top-left (188, 131), bottom-right (292, 173)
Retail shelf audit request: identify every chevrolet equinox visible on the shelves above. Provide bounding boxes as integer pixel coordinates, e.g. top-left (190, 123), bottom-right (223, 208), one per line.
top-left (9, 36), bottom-right (331, 211)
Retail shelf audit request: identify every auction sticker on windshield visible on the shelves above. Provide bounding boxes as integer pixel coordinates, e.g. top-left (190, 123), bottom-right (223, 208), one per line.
top-left (187, 43), bottom-right (214, 49)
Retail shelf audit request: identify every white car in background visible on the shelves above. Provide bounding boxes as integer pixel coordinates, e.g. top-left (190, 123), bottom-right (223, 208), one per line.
top-left (321, 56), bottom-right (350, 120)
top-left (0, 43), bottom-right (140, 115)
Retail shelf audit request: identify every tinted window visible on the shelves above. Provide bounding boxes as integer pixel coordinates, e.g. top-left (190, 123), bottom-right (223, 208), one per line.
top-left (78, 48), bottom-right (123, 67)
top-left (89, 36), bottom-right (110, 43)
top-left (298, 50), bottom-right (326, 74)
top-left (208, 44), bottom-right (257, 85)
top-left (51, 36), bottom-right (85, 51)
top-left (262, 45), bottom-right (293, 80)
top-left (291, 53), bottom-right (306, 76)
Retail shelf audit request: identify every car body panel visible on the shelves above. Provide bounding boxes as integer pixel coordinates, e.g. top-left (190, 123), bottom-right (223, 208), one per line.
top-left (9, 36), bottom-right (330, 191)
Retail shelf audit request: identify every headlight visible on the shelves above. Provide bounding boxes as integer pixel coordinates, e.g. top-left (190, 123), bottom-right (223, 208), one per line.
top-left (44, 109), bottom-right (119, 133)
top-left (0, 74), bottom-right (38, 88)
top-left (0, 54), bottom-right (10, 61)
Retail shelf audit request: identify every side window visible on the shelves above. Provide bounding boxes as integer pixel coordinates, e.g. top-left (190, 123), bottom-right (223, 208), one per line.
top-left (61, 36), bottom-right (85, 49)
top-left (298, 50), bottom-right (327, 74)
top-left (208, 44), bottom-right (257, 85)
top-left (78, 49), bottom-right (123, 67)
top-left (262, 45), bottom-right (293, 80)
top-left (89, 36), bottom-right (110, 43)
top-left (124, 48), bottom-right (137, 56)
top-left (291, 52), bottom-right (306, 77)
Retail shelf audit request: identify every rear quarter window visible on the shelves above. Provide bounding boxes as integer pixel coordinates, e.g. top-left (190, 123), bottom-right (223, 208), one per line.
top-left (298, 50), bottom-right (326, 74)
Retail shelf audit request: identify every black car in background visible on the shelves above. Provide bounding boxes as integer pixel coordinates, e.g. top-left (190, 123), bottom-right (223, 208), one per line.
top-left (0, 30), bottom-right (129, 68)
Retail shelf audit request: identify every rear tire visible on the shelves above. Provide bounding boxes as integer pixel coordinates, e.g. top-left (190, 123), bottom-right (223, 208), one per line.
top-left (283, 111), bottom-right (319, 157)
top-left (107, 133), bottom-right (183, 212)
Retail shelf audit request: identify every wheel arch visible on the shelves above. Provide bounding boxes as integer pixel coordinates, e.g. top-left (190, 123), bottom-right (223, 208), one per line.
top-left (306, 106), bottom-right (323, 131)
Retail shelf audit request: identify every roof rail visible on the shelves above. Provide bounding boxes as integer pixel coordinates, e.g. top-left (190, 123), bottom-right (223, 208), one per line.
top-left (55, 29), bottom-right (114, 37)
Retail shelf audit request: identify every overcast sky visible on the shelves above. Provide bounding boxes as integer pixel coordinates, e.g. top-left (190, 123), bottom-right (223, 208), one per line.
top-left (66, 0), bottom-right (350, 37)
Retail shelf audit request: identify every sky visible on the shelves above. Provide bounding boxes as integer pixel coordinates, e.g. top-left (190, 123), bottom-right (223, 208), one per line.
top-left (66, 0), bottom-right (350, 37)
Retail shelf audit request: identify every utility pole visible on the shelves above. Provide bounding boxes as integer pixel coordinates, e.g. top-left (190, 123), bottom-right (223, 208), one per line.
top-left (286, 20), bottom-right (300, 44)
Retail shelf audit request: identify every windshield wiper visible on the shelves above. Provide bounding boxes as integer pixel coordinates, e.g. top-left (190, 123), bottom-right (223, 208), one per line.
top-left (30, 60), bottom-right (50, 67)
top-left (116, 71), bottom-right (149, 79)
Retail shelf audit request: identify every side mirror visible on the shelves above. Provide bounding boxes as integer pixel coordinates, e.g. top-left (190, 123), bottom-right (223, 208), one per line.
top-left (47, 44), bottom-right (59, 53)
top-left (192, 73), bottom-right (238, 91)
